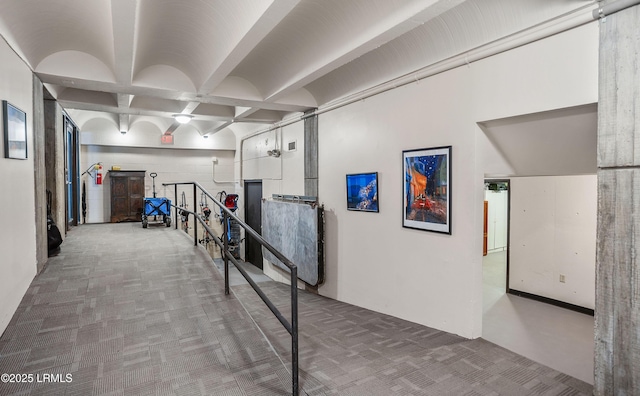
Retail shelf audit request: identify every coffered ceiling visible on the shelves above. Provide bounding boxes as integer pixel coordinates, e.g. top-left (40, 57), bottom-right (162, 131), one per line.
top-left (0, 0), bottom-right (596, 138)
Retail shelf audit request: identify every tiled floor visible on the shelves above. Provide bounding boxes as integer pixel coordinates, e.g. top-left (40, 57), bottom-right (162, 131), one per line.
top-left (0, 223), bottom-right (593, 395)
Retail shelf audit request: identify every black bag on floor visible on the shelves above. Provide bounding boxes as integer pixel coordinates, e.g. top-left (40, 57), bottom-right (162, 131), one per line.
top-left (46, 190), bottom-right (63, 255)
top-left (47, 215), bottom-right (62, 253)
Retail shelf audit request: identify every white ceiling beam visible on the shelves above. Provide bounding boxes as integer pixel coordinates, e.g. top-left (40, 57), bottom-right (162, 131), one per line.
top-left (205, 121), bottom-right (234, 136)
top-left (111, 0), bottom-right (138, 85)
top-left (180, 101), bottom-right (200, 114)
top-left (117, 93), bottom-right (132, 132)
top-left (265, 0), bottom-right (466, 102)
top-left (198, 0), bottom-right (300, 95)
top-left (163, 102), bottom-right (201, 136)
top-left (235, 106), bottom-right (259, 119)
top-left (117, 93), bottom-right (133, 108)
top-left (164, 122), bottom-right (180, 136)
top-left (38, 72), bottom-right (311, 113)
top-left (119, 113), bottom-right (129, 132)
top-left (57, 99), bottom-right (233, 122)
top-left (60, 99), bottom-right (281, 127)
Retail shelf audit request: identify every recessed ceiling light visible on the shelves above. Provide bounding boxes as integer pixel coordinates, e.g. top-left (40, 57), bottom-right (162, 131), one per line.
top-left (173, 114), bottom-right (193, 124)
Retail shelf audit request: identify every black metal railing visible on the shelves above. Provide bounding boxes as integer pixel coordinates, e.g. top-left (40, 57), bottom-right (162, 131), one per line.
top-left (163, 181), bottom-right (299, 396)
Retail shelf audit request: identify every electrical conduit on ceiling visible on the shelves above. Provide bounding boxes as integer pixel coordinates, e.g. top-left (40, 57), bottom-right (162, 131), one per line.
top-left (238, 0), bottom-right (639, 183)
top-left (593, 0), bottom-right (640, 18)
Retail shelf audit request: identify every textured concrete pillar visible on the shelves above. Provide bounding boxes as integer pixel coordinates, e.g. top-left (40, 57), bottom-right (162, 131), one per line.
top-left (304, 111), bottom-right (318, 197)
top-left (595, 3), bottom-right (640, 394)
top-left (32, 75), bottom-right (47, 271)
top-left (44, 99), bottom-right (65, 232)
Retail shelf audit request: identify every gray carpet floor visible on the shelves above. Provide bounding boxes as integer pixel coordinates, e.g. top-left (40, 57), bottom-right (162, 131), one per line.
top-left (0, 223), bottom-right (593, 395)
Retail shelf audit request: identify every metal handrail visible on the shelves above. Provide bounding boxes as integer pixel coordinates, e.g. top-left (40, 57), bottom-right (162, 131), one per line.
top-left (163, 181), bottom-right (299, 396)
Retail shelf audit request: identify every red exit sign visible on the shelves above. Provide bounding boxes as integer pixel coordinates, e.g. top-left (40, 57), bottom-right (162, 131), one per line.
top-left (161, 134), bottom-right (174, 144)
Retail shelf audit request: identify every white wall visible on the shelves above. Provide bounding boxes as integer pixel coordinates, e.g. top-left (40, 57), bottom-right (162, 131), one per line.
top-left (80, 145), bottom-right (235, 224)
top-left (316, 22), bottom-right (598, 338)
top-left (509, 175), bottom-right (596, 309)
top-left (0, 39), bottom-right (37, 334)
top-left (485, 189), bottom-right (508, 252)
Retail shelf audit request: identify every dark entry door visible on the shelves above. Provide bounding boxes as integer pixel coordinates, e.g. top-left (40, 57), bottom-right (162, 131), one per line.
top-left (244, 180), bottom-right (263, 269)
top-left (64, 116), bottom-right (79, 229)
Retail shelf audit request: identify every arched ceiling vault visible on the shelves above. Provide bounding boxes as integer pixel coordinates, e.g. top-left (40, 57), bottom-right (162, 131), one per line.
top-left (0, 0), bottom-right (596, 138)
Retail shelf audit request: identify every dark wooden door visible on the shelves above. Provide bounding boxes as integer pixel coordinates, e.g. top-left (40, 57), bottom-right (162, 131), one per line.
top-left (110, 171), bottom-right (145, 222)
top-left (111, 176), bottom-right (128, 221)
top-left (244, 180), bottom-right (263, 269)
top-left (128, 176), bottom-right (145, 219)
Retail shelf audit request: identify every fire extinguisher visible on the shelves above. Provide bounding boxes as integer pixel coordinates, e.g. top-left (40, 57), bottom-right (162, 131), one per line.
top-left (95, 164), bottom-right (103, 185)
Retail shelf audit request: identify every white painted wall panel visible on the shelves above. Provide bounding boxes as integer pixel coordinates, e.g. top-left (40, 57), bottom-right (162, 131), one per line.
top-left (281, 123), bottom-right (305, 196)
top-left (0, 39), bottom-right (37, 334)
top-left (318, 73), bottom-right (483, 337)
top-left (241, 128), bottom-right (282, 181)
top-left (485, 189), bottom-right (508, 251)
top-left (317, 22), bottom-right (598, 338)
top-left (510, 176), bottom-right (596, 309)
top-left (476, 23), bottom-right (599, 177)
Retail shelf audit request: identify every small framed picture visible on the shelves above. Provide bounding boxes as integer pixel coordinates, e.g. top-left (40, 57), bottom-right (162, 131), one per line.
top-left (346, 172), bottom-right (379, 212)
top-left (403, 146), bottom-right (451, 234)
top-left (3, 100), bottom-right (27, 160)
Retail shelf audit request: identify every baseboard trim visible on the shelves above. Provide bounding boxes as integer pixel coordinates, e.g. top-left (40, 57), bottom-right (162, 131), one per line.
top-left (508, 289), bottom-right (594, 316)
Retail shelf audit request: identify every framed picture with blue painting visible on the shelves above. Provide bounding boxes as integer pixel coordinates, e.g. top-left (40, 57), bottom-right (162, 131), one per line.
top-left (403, 146), bottom-right (451, 234)
top-left (3, 100), bottom-right (27, 160)
top-left (346, 172), bottom-right (379, 212)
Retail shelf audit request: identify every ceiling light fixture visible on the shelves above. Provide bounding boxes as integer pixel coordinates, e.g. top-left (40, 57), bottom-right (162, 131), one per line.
top-left (173, 114), bottom-right (193, 124)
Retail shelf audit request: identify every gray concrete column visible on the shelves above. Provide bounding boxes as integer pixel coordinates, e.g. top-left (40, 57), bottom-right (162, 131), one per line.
top-left (595, 3), bottom-right (640, 394)
top-left (32, 75), bottom-right (47, 271)
top-left (44, 99), bottom-right (65, 231)
top-left (304, 111), bottom-right (318, 197)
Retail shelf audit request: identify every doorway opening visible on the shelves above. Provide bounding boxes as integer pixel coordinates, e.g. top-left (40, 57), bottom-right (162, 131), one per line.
top-left (483, 179), bottom-right (510, 310)
top-left (64, 115), bottom-right (80, 230)
top-left (244, 180), bottom-right (263, 269)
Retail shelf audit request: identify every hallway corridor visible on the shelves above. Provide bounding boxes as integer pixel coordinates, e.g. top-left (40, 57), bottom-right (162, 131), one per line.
top-left (0, 224), bottom-right (592, 395)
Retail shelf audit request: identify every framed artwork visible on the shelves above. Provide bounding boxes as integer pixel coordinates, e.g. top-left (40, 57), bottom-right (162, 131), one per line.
top-left (403, 146), bottom-right (451, 234)
top-left (3, 100), bottom-right (27, 160)
top-left (346, 172), bottom-right (379, 212)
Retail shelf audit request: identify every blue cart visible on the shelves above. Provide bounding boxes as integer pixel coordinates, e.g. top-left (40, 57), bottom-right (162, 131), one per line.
top-left (142, 173), bottom-right (172, 228)
top-left (142, 197), bottom-right (171, 228)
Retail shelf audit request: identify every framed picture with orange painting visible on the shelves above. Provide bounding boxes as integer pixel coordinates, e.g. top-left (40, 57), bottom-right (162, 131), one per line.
top-left (403, 146), bottom-right (451, 234)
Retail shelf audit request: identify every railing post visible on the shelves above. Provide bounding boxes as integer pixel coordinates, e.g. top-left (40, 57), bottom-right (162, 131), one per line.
top-left (174, 184), bottom-right (178, 230)
top-left (193, 184), bottom-right (198, 246)
top-left (223, 211), bottom-right (230, 295)
top-left (291, 267), bottom-right (299, 396)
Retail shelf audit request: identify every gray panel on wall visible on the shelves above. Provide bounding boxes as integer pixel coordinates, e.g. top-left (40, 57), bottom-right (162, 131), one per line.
top-left (262, 200), bottom-right (324, 286)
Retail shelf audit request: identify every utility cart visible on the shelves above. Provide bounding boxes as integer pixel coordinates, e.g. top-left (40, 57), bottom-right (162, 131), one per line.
top-left (142, 172), bottom-right (171, 228)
